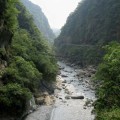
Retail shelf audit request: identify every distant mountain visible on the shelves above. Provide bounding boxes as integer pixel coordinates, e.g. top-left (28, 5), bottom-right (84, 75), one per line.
top-left (55, 0), bottom-right (120, 66)
top-left (52, 28), bottom-right (61, 37)
top-left (21, 0), bottom-right (55, 42)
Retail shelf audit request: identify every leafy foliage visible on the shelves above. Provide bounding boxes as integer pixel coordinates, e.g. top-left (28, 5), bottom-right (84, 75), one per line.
top-left (0, 83), bottom-right (31, 116)
top-left (0, 0), bottom-right (57, 117)
top-left (2, 56), bottom-right (42, 92)
top-left (96, 108), bottom-right (120, 120)
top-left (95, 42), bottom-right (120, 119)
top-left (95, 42), bottom-right (120, 109)
top-left (0, 0), bottom-right (18, 49)
top-left (0, 0), bottom-right (18, 31)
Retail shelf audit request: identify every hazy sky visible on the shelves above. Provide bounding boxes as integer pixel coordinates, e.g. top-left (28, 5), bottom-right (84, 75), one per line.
top-left (29, 0), bottom-right (81, 29)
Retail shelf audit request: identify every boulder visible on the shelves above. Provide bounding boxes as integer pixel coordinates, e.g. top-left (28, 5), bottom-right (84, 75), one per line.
top-left (84, 98), bottom-right (93, 107)
top-left (62, 80), bottom-right (67, 83)
top-left (44, 96), bottom-right (52, 105)
top-left (59, 66), bottom-right (64, 70)
top-left (35, 97), bottom-right (45, 105)
top-left (83, 106), bottom-right (87, 109)
top-left (62, 100), bottom-right (67, 103)
top-left (57, 87), bottom-right (62, 90)
top-left (70, 80), bottom-right (74, 82)
top-left (62, 83), bottom-right (65, 86)
top-left (65, 95), bottom-right (71, 99)
top-left (61, 75), bottom-right (68, 77)
top-left (43, 92), bottom-right (49, 96)
top-left (71, 95), bottom-right (84, 99)
top-left (59, 97), bottom-right (63, 100)
top-left (58, 71), bottom-right (61, 75)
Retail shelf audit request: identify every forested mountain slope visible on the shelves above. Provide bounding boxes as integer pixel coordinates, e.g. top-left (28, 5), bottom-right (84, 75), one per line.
top-left (21, 0), bottom-right (55, 42)
top-left (0, 0), bottom-right (57, 118)
top-left (55, 0), bottom-right (120, 66)
top-left (54, 0), bottom-right (120, 119)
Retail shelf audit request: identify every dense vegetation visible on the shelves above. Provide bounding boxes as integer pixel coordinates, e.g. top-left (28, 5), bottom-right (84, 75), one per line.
top-left (0, 0), bottom-right (57, 117)
top-left (21, 0), bottom-right (55, 42)
top-left (95, 42), bottom-right (120, 119)
top-left (55, 0), bottom-right (120, 66)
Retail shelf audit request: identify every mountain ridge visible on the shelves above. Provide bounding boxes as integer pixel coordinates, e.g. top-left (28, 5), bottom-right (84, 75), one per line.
top-left (55, 0), bottom-right (120, 66)
top-left (21, 0), bottom-right (55, 42)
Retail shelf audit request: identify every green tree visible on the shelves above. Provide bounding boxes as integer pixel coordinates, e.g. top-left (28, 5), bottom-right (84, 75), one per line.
top-left (95, 42), bottom-right (120, 119)
top-left (0, 83), bottom-right (31, 116)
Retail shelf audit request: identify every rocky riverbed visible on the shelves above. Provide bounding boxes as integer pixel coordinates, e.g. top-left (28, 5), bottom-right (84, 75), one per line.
top-left (25, 61), bottom-right (96, 120)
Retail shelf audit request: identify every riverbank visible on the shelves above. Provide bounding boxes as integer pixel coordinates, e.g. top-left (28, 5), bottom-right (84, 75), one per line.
top-left (25, 61), bottom-right (96, 120)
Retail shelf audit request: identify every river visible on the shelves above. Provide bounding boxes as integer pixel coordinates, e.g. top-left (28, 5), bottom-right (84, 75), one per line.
top-left (25, 61), bottom-right (96, 120)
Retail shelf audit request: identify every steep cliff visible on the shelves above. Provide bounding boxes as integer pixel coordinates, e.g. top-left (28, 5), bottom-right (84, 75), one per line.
top-left (21, 0), bottom-right (55, 42)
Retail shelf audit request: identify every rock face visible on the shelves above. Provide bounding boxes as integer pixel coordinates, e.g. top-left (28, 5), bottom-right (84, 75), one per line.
top-left (21, 0), bottom-right (55, 42)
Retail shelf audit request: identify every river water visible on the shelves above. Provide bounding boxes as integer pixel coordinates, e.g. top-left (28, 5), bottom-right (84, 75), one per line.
top-left (25, 61), bottom-right (96, 120)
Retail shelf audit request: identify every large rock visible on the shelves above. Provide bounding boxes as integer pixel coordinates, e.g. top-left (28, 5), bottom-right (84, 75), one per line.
top-left (71, 95), bottom-right (84, 99)
top-left (45, 96), bottom-right (53, 105)
top-left (62, 80), bottom-right (67, 83)
top-left (42, 92), bottom-right (49, 96)
top-left (35, 97), bottom-right (45, 105)
top-left (84, 98), bottom-right (93, 107)
top-left (61, 75), bottom-right (68, 77)
top-left (65, 95), bottom-right (71, 99)
top-left (56, 86), bottom-right (62, 90)
top-left (59, 66), bottom-right (64, 70)
top-left (58, 71), bottom-right (61, 75)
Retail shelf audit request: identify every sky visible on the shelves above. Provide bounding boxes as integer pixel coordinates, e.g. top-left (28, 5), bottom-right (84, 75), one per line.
top-left (29, 0), bottom-right (81, 29)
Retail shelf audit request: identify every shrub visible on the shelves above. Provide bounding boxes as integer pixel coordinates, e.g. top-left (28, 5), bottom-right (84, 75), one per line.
top-left (0, 83), bottom-right (31, 116)
top-left (2, 56), bottom-right (42, 92)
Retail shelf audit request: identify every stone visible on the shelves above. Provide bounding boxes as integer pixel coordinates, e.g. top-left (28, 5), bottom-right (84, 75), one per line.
top-left (62, 83), bottom-right (65, 86)
top-left (43, 92), bottom-right (49, 96)
top-left (85, 80), bottom-right (89, 83)
top-left (62, 86), bottom-right (66, 89)
top-left (70, 80), bottom-right (74, 82)
top-left (62, 100), bottom-right (67, 103)
top-left (58, 71), bottom-right (61, 75)
top-left (61, 75), bottom-right (68, 77)
top-left (57, 87), bottom-right (62, 90)
top-left (59, 66), bottom-right (64, 70)
top-left (65, 89), bottom-right (71, 94)
top-left (88, 74), bottom-right (91, 77)
top-left (35, 97), bottom-right (45, 105)
top-left (59, 97), bottom-right (62, 100)
top-left (85, 99), bottom-right (93, 107)
top-left (62, 80), bottom-right (67, 83)
top-left (65, 95), bottom-right (71, 99)
top-left (71, 95), bottom-right (84, 99)
top-left (45, 96), bottom-right (52, 105)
